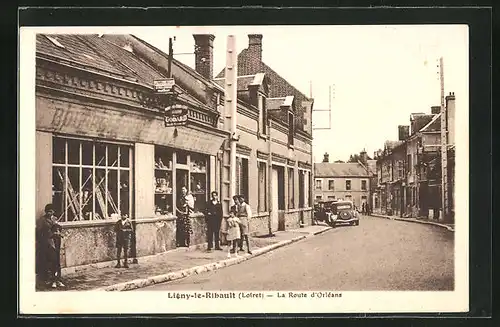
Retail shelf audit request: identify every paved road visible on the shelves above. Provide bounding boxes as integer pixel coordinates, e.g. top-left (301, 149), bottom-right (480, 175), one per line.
top-left (139, 216), bottom-right (454, 291)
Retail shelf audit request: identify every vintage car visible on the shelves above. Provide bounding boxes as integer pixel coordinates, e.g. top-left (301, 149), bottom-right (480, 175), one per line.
top-left (314, 200), bottom-right (359, 227)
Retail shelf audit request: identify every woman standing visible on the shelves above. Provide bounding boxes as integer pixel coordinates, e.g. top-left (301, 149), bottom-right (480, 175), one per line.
top-left (176, 186), bottom-right (194, 247)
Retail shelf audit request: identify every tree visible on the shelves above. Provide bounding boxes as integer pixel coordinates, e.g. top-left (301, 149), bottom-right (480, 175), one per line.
top-left (348, 154), bottom-right (361, 163)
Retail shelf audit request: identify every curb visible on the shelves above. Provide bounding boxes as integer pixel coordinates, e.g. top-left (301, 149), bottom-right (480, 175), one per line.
top-left (371, 214), bottom-right (455, 232)
top-left (94, 234), bottom-right (313, 292)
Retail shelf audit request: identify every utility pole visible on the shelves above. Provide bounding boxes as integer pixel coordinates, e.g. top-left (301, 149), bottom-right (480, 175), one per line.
top-left (225, 35), bottom-right (238, 210)
top-left (312, 84), bottom-right (334, 130)
top-left (439, 57), bottom-right (448, 222)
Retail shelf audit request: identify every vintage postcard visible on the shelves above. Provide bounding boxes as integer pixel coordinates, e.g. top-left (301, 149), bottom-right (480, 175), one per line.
top-left (19, 24), bottom-right (469, 314)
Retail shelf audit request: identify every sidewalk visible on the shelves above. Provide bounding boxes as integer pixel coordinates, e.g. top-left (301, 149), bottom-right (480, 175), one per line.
top-left (37, 224), bottom-right (331, 292)
top-left (371, 213), bottom-right (455, 232)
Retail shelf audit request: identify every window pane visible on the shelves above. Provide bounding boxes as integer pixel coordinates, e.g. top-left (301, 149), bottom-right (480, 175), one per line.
top-left (108, 144), bottom-right (119, 167)
top-left (81, 140), bottom-right (93, 166)
top-left (67, 139), bottom-right (80, 165)
top-left (107, 169), bottom-right (119, 216)
top-left (95, 143), bottom-right (106, 166)
top-left (177, 151), bottom-right (188, 164)
top-left (67, 167), bottom-right (80, 221)
top-left (53, 137), bottom-right (65, 164)
top-left (155, 146), bottom-right (173, 169)
top-left (120, 146), bottom-right (130, 168)
top-left (94, 169), bottom-right (107, 219)
top-left (258, 162), bottom-right (267, 212)
top-left (190, 154), bottom-right (207, 173)
top-left (52, 166), bottom-right (65, 221)
top-left (82, 168), bottom-right (93, 220)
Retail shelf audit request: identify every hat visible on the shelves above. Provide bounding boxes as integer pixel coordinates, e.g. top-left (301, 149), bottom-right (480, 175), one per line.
top-left (44, 203), bottom-right (54, 213)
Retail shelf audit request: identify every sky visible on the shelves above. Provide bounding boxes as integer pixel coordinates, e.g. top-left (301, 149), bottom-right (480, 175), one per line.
top-left (129, 25), bottom-right (468, 163)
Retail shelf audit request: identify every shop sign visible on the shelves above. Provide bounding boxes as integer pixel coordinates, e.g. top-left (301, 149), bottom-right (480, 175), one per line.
top-left (154, 78), bottom-right (175, 94)
top-left (164, 104), bottom-right (188, 127)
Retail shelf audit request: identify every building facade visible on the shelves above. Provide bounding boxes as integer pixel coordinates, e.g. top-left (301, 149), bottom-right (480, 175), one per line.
top-left (35, 33), bottom-right (314, 270)
top-left (374, 93), bottom-right (456, 221)
top-left (314, 153), bottom-right (371, 208)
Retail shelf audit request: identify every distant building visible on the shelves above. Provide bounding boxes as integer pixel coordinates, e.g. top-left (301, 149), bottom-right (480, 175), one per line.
top-left (314, 153), bottom-right (371, 208)
top-left (375, 93), bottom-right (456, 221)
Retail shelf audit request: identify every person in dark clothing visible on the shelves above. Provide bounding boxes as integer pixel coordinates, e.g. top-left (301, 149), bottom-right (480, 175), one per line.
top-left (362, 202), bottom-right (366, 215)
top-left (205, 191), bottom-right (223, 251)
top-left (36, 203), bottom-right (65, 288)
top-left (115, 214), bottom-right (133, 268)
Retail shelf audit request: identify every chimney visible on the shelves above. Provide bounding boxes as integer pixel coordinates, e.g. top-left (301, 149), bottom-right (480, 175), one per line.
top-left (431, 106), bottom-right (441, 114)
top-left (445, 92), bottom-right (456, 145)
top-left (323, 152), bottom-right (329, 163)
top-left (193, 34), bottom-right (215, 80)
top-left (248, 34), bottom-right (263, 62)
top-left (398, 125), bottom-right (410, 140)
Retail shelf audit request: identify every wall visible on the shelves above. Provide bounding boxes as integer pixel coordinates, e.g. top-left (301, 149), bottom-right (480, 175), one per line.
top-left (314, 177), bottom-right (370, 207)
top-left (36, 131), bottom-right (53, 219)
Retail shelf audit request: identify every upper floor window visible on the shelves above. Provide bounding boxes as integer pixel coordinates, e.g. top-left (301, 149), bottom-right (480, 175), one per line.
top-left (345, 180), bottom-right (352, 191)
top-left (315, 179), bottom-right (322, 190)
top-left (328, 180), bottom-right (335, 190)
top-left (288, 112), bottom-right (295, 146)
top-left (361, 180), bottom-right (367, 191)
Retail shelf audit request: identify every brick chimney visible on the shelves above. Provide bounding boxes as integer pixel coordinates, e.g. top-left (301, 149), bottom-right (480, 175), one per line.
top-left (248, 34), bottom-right (263, 62)
top-left (193, 34), bottom-right (215, 80)
top-left (431, 106), bottom-right (441, 114)
top-left (323, 152), bottom-right (329, 163)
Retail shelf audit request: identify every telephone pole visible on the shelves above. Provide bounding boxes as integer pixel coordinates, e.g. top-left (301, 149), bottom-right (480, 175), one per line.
top-left (439, 57), bottom-right (449, 221)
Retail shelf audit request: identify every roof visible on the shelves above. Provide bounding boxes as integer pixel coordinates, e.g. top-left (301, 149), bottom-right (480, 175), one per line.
top-left (314, 162), bottom-right (371, 177)
top-left (267, 97), bottom-right (286, 110)
top-left (384, 140), bottom-right (404, 150)
top-left (36, 34), bottom-right (164, 85)
top-left (366, 160), bottom-right (377, 175)
top-left (215, 46), bottom-right (313, 133)
top-left (213, 74), bottom-right (265, 92)
top-left (420, 113), bottom-right (441, 132)
top-left (411, 114), bottom-right (434, 134)
top-left (37, 34), bottom-right (212, 111)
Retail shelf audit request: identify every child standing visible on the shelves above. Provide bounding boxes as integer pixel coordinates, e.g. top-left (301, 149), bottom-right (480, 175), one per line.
top-left (225, 210), bottom-right (241, 258)
top-left (115, 214), bottom-right (133, 268)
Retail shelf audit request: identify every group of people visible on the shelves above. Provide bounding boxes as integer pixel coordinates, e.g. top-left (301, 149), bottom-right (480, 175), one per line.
top-left (205, 192), bottom-right (252, 258)
top-left (36, 188), bottom-right (251, 288)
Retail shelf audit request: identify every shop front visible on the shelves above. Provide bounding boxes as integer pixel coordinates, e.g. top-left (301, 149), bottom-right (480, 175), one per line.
top-left (36, 81), bottom-right (227, 269)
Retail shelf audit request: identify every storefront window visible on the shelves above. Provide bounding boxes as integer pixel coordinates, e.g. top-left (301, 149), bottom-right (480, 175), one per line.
top-left (52, 137), bottom-right (132, 222)
top-left (154, 146), bottom-right (209, 215)
top-left (154, 146), bottom-right (173, 215)
top-left (190, 153), bottom-right (208, 213)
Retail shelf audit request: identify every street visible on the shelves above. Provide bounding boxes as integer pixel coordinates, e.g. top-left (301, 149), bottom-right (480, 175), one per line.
top-left (139, 216), bottom-right (454, 291)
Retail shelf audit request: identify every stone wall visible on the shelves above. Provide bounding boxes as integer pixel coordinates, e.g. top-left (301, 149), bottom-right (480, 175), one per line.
top-left (57, 214), bottom-right (209, 269)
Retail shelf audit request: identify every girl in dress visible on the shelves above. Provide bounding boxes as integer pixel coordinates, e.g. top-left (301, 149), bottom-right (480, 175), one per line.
top-left (225, 209), bottom-right (241, 258)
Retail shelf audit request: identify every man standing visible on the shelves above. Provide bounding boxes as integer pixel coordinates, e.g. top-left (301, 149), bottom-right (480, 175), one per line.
top-left (205, 191), bottom-right (223, 251)
top-left (237, 195), bottom-right (252, 254)
top-left (115, 214), bottom-right (133, 268)
top-left (36, 204), bottom-right (65, 288)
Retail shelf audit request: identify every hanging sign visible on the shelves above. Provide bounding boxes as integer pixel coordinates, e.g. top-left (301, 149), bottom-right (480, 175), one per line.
top-left (154, 78), bottom-right (175, 94)
top-left (164, 104), bottom-right (188, 127)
